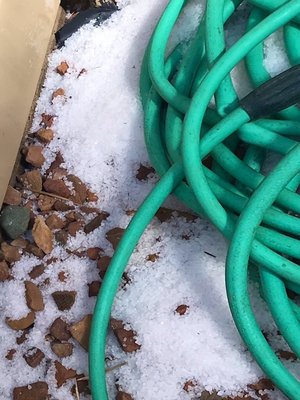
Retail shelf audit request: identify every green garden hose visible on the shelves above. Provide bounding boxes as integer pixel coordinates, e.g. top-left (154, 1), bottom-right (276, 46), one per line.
top-left (89, 1), bottom-right (300, 399)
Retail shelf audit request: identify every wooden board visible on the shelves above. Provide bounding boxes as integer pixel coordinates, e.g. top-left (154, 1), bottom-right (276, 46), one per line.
top-left (0, 0), bottom-right (61, 204)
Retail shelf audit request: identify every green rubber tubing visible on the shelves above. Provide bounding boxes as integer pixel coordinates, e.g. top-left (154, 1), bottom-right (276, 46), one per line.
top-left (89, 1), bottom-right (300, 399)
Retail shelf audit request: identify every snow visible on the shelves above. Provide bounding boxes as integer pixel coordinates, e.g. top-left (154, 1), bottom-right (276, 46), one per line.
top-left (0, 1), bottom-right (299, 399)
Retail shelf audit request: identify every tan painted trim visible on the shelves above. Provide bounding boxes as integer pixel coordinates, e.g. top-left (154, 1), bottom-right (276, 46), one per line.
top-left (0, 0), bottom-right (61, 204)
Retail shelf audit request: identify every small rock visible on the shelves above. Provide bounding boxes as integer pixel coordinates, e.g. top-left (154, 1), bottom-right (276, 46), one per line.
top-left (41, 277), bottom-right (50, 286)
top-left (50, 318), bottom-right (71, 341)
top-left (36, 128), bottom-right (54, 143)
top-left (67, 220), bottom-right (84, 237)
top-left (116, 391), bottom-right (134, 400)
top-left (25, 146), bottom-right (45, 168)
top-left (25, 243), bottom-right (44, 259)
top-left (248, 378), bottom-right (274, 392)
top-left (183, 380), bottom-right (197, 392)
top-left (80, 205), bottom-right (100, 214)
top-left (11, 238), bottom-right (28, 248)
top-left (198, 390), bottom-right (224, 399)
top-left (87, 247), bottom-right (102, 260)
top-left (47, 152), bottom-right (64, 173)
top-left (51, 167), bottom-right (68, 180)
top-left (175, 304), bottom-right (189, 316)
top-left (136, 164), bottom-right (155, 181)
top-left (29, 264), bottom-right (45, 279)
top-left (277, 350), bottom-right (297, 361)
top-left (55, 230), bottom-right (68, 246)
top-left (13, 382), bottom-right (48, 400)
top-left (110, 318), bottom-right (141, 353)
top-left (41, 113), bottom-right (54, 127)
top-left (146, 253), bottom-right (159, 262)
top-left (97, 256), bottom-right (111, 279)
top-left (43, 179), bottom-right (71, 198)
top-left (6, 348), bottom-right (16, 360)
top-left (155, 207), bottom-right (197, 223)
top-left (1, 242), bottom-right (22, 263)
top-left (55, 360), bottom-right (76, 387)
top-left (0, 260), bottom-right (10, 281)
top-left (0, 206), bottom-right (30, 239)
top-left (106, 227), bottom-right (125, 250)
top-left (84, 212), bottom-right (109, 234)
top-left (23, 347), bottom-right (45, 368)
top-left (52, 88), bottom-right (65, 101)
top-left (3, 186), bottom-right (22, 206)
top-left (37, 195), bottom-right (56, 211)
top-left (46, 214), bottom-right (66, 230)
top-left (86, 189), bottom-right (98, 202)
top-left (51, 342), bottom-right (73, 358)
top-left (67, 174), bottom-right (87, 204)
top-left (88, 281), bottom-right (101, 297)
top-left (58, 271), bottom-right (67, 282)
top-left (16, 328), bottom-right (30, 345)
top-left (52, 290), bottom-right (76, 311)
top-left (6, 311), bottom-right (35, 331)
top-left (56, 61), bottom-right (69, 75)
top-left (32, 216), bottom-right (53, 254)
top-left (25, 281), bottom-right (44, 311)
top-left (70, 314), bottom-right (92, 351)
top-left (65, 211), bottom-right (83, 221)
top-left (54, 200), bottom-right (74, 212)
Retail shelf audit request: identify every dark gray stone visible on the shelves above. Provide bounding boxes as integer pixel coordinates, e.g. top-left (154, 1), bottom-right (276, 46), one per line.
top-left (0, 206), bottom-right (30, 239)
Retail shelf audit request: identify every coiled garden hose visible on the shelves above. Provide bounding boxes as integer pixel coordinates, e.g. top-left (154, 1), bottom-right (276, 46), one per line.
top-left (89, 1), bottom-right (300, 399)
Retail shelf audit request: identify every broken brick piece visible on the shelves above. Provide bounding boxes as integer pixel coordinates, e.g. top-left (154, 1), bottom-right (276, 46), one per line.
top-left (56, 61), bottom-right (69, 75)
top-left (136, 164), bottom-right (155, 181)
top-left (70, 314), bottom-right (92, 351)
top-left (248, 378), bottom-right (274, 393)
top-left (29, 264), bottom-right (45, 279)
top-left (116, 391), bottom-right (134, 400)
top-left (52, 88), bottom-right (65, 101)
top-left (25, 146), bottom-right (45, 168)
top-left (46, 214), bottom-right (66, 230)
top-left (84, 212), bottom-right (109, 234)
top-left (51, 342), bottom-right (73, 358)
top-left (0, 261), bottom-right (10, 282)
top-left (87, 247), bottom-right (103, 260)
top-left (41, 113), bottom-right (54, 127)
top-left (97, 256), bottom-right (111, 279)
top-left (3, 186), bottom-right (22, 206)
top-left (88, 281), bottom-right (101, 297)
top-left (6, 312), bottom-right (35, 331)
top-left (106, 227), bottom-right (125, 250)
top-left (25, 281), bottom-right (44, 311)
top-left (50, 318), bottom-right (71, 341)
top-left (36, 128), bottom-right (54, 143)
top-left (175, 304), bottom-right (189, 316)
top-left (13, 382), bottom-right (48, 400)
top-left (54, 360), bottom-right (76, 388)
top-left (20, 170), bottom-right (43, 192)
top-left (110, 318), bottom-right (141, 353)
top-left (23, 347), bottom-right (45, 368)
top-left (52, 291), bottom-right (76, 311)
top-left (43, 179), bottom-right (71, 198)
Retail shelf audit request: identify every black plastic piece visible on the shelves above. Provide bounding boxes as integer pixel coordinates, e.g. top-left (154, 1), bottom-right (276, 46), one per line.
top-left (55, 5), bottom-right (117, 48)
top-left (240, 64), bottom-right (300, 120)
top-left (60, 0), bottom-right (90, 13)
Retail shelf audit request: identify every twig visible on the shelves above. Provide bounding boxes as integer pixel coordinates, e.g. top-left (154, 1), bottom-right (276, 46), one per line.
top-left (31, 189), bottom-right (74, 203)
top-left (106, 361), bottom-right (127, 373)
top-left (76, 361), bottom-right (128, 382)
top-left (74, 379), bottom-right (80, 400)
